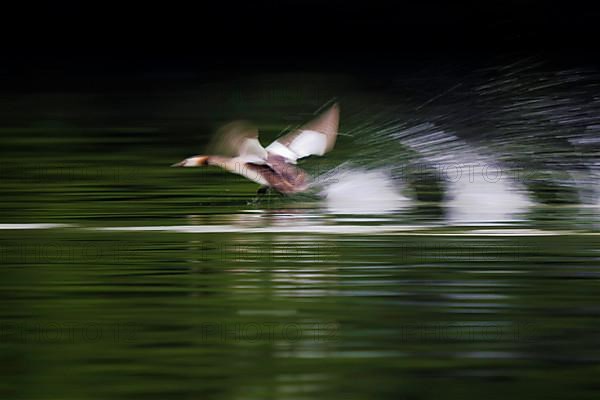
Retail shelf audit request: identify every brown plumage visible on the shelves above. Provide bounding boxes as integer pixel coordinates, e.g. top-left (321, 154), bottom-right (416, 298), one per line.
top-left (172, 103), bottom-right (340, 194)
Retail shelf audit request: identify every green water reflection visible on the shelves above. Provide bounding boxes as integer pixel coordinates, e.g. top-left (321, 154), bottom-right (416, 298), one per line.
top-left (2, 227), bottom-right (600, 399)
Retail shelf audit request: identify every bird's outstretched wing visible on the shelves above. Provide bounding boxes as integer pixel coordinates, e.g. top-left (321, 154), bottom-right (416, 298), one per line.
top-left (266, 103), bottom-right (339, 164)
top-left (208, 120), bottom-right (268, 164)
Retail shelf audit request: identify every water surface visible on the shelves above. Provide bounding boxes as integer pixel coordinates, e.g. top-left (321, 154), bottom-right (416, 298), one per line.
top-left (1, 67), bottom-right (600, 399)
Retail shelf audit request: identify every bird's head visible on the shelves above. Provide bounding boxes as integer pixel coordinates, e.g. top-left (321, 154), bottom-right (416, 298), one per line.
top-left (171, 155), bottom-right (210, 167)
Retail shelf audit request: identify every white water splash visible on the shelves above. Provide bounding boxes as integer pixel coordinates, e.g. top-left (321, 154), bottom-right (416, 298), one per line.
top-left (391, 124), bottom-right (533, 224)
top-left (315, 167), bottom-right (410, 214)
top-left (569, 125), bottom-right (600, 206)
top-left (444, 164), bottom-right (533, 224)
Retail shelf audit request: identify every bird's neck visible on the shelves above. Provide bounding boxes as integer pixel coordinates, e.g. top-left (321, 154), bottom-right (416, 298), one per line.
top-left (207, 156), bottom-right (242, 173)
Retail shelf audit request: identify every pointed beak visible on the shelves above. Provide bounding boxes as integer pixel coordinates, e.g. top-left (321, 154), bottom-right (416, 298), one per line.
top-left (171, 156), bottom-right (209, 167)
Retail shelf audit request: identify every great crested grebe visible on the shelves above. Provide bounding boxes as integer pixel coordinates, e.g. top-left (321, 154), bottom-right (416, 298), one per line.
top-left (172, 103), bottom-right (339, 195)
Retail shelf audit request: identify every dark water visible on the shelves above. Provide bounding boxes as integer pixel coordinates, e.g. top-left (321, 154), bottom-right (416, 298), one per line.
top-left (1, 66), bottom-right (600, 399)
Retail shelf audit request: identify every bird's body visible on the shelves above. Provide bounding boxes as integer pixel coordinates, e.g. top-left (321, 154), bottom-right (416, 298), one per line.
top-left (173, 103), bottom-right (339, 195)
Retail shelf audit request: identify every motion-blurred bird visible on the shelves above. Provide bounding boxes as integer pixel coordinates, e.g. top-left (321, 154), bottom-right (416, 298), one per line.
top-left (172, 103), bottom-right (340, 195)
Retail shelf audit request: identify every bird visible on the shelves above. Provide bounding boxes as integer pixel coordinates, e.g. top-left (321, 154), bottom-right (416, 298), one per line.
top-left (172, 103), bottom-right (340, 195)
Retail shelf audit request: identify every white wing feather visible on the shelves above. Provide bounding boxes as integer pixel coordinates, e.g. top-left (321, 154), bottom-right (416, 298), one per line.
top-left (266, 130), bottom-right (328, 163)
top-left (266, 103), bottom-right (339, 163)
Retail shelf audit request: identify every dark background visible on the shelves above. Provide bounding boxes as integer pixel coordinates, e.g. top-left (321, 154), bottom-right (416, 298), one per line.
top-left (2, 0), bottom-right (599, 90)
